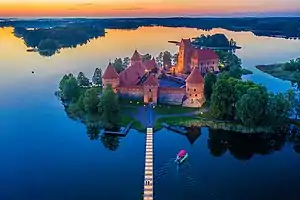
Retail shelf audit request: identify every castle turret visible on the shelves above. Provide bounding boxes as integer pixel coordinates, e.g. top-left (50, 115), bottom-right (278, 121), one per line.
top-left (143, 74), bottom-right (159, 104)
top-left (183, 67), bottom-right (205, 107)
top-left (102, 63), bottom-right (119, 92)
top-left (176, 39), bottom-right (193, 74)
top-left (131, 50), bottom-right (142, 66)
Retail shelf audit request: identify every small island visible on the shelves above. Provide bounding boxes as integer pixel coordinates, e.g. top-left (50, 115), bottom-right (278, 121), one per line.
top-left (56, 37), bottom-right (300, 136)
top-left (256, 58), bottom-right (300, 82)
top-left (14, 24), bottom-right (105, 56)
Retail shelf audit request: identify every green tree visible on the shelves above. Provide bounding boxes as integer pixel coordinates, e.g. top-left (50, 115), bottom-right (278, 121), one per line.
top-left (163, 51), bottom-right (172, 68)
top-left (236, 87), bottom-right (268, 127)
top-left (210, 78), bottom-right (236, 119)
top-left (37, 39), bottom-right (58, 51)
top-left (265, 92), bottom-right (291, 127)
top-left (83, 88), bottom-right (100, 114)
top-left (112, 58), bottom-right (125, 73)
top-left (142, 53), bottom-right (152, 61)
top-left (77, 72), bottom-right (90, 87)
top-left (67, 95), bottom-right (85, 118)
top-left (172, 53), bottom-right (178, 64)
top-left (62, 75), bottom-right (80, 101)
top-left (59, 74), bottom-right (72, 91)
top-left (100, 134), bottom-right (120, 151)
top-left (204, 72), bottom-right (217, 101)
top-left (156, 52), bottom-right (164, 67)
top-left (123, 57), bottom-right (130, 66)
top-left (92, 68), bottom-right (102, 86)
top-left (98, 84), bottom-right (120, 129)
top-left (86, 124), bottom-right (100, 141)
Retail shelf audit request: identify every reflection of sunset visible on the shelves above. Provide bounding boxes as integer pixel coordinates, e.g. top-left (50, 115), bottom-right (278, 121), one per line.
top-left (0, 0), bottom-right (299, 17)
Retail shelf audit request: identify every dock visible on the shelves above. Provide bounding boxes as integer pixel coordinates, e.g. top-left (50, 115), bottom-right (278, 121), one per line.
top-left (162, 123), bottom-right (188, 135)
top-left (104, 122), bottom-right (133, 136)
top-left (143, 127), bottom-right (154, 200)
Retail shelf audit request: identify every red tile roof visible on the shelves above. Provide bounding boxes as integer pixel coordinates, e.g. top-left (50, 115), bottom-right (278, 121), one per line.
top-left (192, 49), bottom-right (218, 60)
top-left (143, 74), bottom-right (159, 86)
top-left (119, 62), bottom-right (146, 86)
top-left (186, 67), bottom-right (204, 84)
top-left (102, 63), bottom-right (119, 79)
top-left (143, 58), bottom-right (157, 71)
top-left (131, 50), bottom-right (141, 61)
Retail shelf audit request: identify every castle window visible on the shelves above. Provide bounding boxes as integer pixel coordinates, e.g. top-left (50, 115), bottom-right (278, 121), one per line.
top-left (213, 61), bottom-right (215, 64)
top-left (195, 94), bottom-right (197, 97)
top-left (149, 89), bottom-right (151, 92)
top-left (194, 89), bottom-right (196, 92)
top-left (207, 62), bottom-right (209, 65)
top-left (187, 88), bottom-right (189, 91)
top-left (190, 94), bottom-right (192, 97)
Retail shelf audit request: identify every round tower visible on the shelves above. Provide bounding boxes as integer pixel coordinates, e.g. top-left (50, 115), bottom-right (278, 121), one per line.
top-left (183, 67), bottom-right (205, 107)
top-left (102, 62), bottom-right (119, 92)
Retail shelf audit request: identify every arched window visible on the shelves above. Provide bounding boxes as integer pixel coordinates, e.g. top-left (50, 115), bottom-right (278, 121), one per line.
top-left (194, 89), bottom-right (196, 92)
top-left (195, 94), bottom-right (197, 97)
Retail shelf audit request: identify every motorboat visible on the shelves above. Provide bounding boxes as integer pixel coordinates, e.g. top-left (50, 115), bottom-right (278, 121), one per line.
top-left (175, 150), bottom-right (188, 164)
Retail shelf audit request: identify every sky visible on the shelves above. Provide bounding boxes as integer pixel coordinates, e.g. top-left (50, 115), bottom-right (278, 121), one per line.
top-left (0, 0), bottom-right (300, 18)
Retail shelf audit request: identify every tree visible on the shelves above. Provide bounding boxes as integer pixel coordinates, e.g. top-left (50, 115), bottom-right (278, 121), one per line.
top-left (204, 72), bottom-right (217, 101)
top-left (210, 78), bottom-right (236, 119)
top-left (142, 54), bottom-right (152, 61)
top-left (236, 87), bottom-right (268, 127)
top-left (37, 39), bottom-right (58, 51)
top-left (61, 75), bottom-right (80, 101)
top-left (123, 57), bottom-right (130, 66)
top-left (98, 84), bottom-right (120, 129)
top-left (163, 51), bottom-right (172, 68)
top-left (59, 74), bottom-right (72, 91)
top-left (172, 53), bottom-right (178, 65)
top-left (86, 124), bottom-right (100, 141)
top-left (77, 72), bottom-right (90, 87)
top-left (83, 88), bottom-right (100, 114)
top-left (112, 58), bottom-right (125, 73)
top-left (100, 134), bottom-right (120, 151)
top-left (92, 68), bottom-right (102, 86)
top-left (156, 52), bottom-right (164, 67)
top-left (265, 92), bottom-right (291, 127)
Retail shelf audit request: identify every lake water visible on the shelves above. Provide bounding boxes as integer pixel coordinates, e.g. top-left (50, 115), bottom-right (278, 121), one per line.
top-left (1, 26), bottom-right (300, 200)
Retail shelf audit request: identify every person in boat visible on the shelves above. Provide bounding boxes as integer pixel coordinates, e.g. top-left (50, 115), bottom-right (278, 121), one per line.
top-left (175, 150), bottom-right (188, 163)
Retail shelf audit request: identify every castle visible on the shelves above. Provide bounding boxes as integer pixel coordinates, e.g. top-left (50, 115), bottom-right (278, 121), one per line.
top-left (102, 38), bottom-right (219, 107)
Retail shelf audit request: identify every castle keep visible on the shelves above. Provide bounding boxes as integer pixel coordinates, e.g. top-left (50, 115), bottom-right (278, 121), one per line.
top-left (102, 38), bottom-right (219, 107)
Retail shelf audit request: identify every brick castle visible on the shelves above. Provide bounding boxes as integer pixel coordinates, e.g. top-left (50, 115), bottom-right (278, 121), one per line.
top-left (102, 38), bottom-right (219, 107)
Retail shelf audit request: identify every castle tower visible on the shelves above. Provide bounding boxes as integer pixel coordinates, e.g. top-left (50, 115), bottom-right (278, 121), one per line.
top-left (143, 74), bottom-right (159, 104)
top-left (102, 62), bottom-right (119, 92)
top-left (183, 67), bottom-right (205, 107)
top-left (176, 39), bottom-right (193, 74)
top-left (131, 50), bottom-right (142, 66)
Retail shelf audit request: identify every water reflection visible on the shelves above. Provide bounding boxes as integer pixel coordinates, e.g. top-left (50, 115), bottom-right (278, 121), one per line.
top-left (207, 128), bottom-right (300, 160)
top-left (85, 124), bottom-right (121, 151)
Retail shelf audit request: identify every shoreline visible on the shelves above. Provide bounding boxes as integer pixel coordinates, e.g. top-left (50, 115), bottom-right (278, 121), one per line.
top-left (256, 63), bottom-right (300, 82)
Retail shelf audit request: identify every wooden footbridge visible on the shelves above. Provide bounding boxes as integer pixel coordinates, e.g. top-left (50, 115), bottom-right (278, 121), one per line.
top-left (143, 127), bottom-right (154, 200)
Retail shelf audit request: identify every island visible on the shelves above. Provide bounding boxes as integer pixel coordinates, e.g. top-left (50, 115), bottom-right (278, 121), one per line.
top-left (56, 37), bottom-right (300, 136)
top-left (256, 58), bottom-right (300, 82)
top-left (13, 24), bottom-right (105, 56)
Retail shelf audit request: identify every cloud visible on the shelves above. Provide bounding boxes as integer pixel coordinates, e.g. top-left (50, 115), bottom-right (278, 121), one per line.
top-left (111, 7), bottom-right (145, 11)
top-left (68, 3), bottom-right (94, 11)
top-left (76, 3), bottom-right (94, 7)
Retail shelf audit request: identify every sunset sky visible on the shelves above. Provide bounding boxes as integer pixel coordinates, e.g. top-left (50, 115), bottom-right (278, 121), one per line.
top-left (1, 0), bottom-right (300, 18)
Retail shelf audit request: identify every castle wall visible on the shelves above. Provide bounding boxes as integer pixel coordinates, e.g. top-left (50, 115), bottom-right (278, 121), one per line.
top-left (102, 78), bottom-right (119, 92)
top-left (191, 58), bottom-right (219, 73)
top-left (118, 86), bottom-right (143, 100)
top-left (158, 87), bottom-right (185, 105)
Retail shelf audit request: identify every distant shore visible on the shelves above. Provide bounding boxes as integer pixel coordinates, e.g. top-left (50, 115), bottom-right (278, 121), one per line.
top-left (256, 63), bottom-right (300, 82)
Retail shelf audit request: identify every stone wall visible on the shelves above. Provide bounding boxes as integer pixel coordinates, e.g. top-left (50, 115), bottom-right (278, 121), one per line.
top-left (158, 87), bottom-right (185, 105)
top-left (118, 86), bottom-right (143, 101)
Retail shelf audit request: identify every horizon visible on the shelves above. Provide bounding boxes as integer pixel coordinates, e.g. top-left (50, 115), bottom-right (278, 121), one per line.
top-left (0, 0), bottom-right (300, 18)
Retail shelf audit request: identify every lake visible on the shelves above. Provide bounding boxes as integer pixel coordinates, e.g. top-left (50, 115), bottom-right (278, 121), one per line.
top-left (1, 26), bottom-right (300, 200)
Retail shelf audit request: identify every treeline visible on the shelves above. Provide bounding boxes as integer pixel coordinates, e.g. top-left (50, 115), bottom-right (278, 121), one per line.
top-left (283, 58), bottom-right (300, 71)
top-left (204, 71), bottom-right (300, 129)
top-left (57, 69), bottom-right (121, 130)
top-left (192, 34), bottom-right (237, 48)
top-left (13, 24), bottom-right (105, 56)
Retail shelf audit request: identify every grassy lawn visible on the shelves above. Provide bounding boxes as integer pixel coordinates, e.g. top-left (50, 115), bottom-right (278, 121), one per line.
top-left (154, 116), bottom-right (196, 130)
top-left (153, 105), bottom-right (199, 115)
top-left (197, 110), bottom-right (213, 119)
top-left (119, 115), bottom-right (145, 132)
